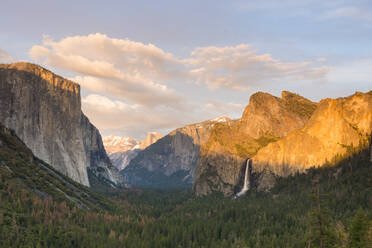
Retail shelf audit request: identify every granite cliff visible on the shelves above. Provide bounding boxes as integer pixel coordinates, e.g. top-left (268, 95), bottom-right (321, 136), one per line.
top-left (0, 62), bottom-right (121, 187)
top-left (193, 91), bottom-right (317, 196)
top-left (252, 91), bottom-right (372, 190)
top-left (0, 122), bottom-right (111, 209)
top-left (122, 117), bottom-right (232, 188)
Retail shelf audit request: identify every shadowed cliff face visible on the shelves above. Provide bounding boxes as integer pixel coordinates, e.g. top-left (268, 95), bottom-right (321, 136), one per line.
top-left (252, 91), bottom-right (372, 190)
top-left (123, 117), bottom-right (232, 188)
top-left (0, 62), bottom-right (121, 187)
top-left (194, 91), bottom-right (317, 196)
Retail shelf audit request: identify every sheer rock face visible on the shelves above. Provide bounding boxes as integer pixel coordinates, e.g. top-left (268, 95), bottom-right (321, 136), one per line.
top-left (240, 91), bottom-right (317, 139)
top-left (194, 91), bottom-right (317, 197)
top-left (123, 117), bottom-right (231, 187)
top-left (252, 91), bottom-right (372, 190)
top-left (0, 62), bottom-right (121, 187)
top-left (109, 149), bottom-right (141, 171)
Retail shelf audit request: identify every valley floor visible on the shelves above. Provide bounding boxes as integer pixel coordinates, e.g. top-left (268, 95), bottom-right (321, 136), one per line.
top-left (0, 143), bottom-right (371, 247)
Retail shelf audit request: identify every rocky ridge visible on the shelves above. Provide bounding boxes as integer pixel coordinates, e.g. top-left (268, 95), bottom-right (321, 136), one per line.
top-left (122, 117), bottom-right (233, 187)
top-left (0, 62), bottom-right (121, 187)
top-left (193, 91), bottom-right (318, 196)
top-left (252, 91), bottom-right (372, 190)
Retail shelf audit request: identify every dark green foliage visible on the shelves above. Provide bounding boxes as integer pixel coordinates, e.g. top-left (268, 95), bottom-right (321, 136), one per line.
top-left (348, 209), bottom-right (371, 248)
top-left (0, 124), bottom-right (371, 247)
top-left (307, 185), bottom-right (339, 248)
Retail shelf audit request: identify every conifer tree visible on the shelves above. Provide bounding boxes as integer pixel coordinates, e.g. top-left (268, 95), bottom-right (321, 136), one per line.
top-left (348, 209), bottom-right (370, 248)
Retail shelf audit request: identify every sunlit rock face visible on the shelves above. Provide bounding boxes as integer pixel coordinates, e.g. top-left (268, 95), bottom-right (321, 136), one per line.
top-left (139, 132), bottom-right (163, 150)
top-left (252, 91), bottom-right (372, 189)
top-left (122, 117), bottom-right (231, 188)
top-left (193, 91), bottom-right (318, 197)
top-left (0, 62), bottom-right (121, 187)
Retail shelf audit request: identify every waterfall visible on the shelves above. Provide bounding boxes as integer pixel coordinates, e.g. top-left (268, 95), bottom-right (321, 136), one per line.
top-left (236, 159), bottom-right (251, 197)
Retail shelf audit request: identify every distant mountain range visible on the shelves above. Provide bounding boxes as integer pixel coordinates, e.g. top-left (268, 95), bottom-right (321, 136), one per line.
top-left (0, 62), bottom-right (370, 197)
top-left (122, 116), bottom-right (233, 188)
top-left (103, 132), bottom-right (163, 171)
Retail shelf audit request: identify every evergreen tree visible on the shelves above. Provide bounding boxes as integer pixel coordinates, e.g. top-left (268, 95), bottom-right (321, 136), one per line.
top-left (307, 180), bottom-right (338, 248)
top-left (348, 209), bottom-right (370, 248)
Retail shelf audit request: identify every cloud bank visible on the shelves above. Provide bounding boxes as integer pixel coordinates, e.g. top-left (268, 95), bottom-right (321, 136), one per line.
top-left (29, 33), bottom-right (329, 137)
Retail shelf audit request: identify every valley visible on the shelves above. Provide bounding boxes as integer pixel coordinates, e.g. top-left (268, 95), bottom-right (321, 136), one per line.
top-left (0, 44), bottom-right (371, 247)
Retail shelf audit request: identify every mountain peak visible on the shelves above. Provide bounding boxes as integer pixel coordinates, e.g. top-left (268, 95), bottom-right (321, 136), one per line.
top-left (249, 91), bottom-right (279, 104)
top-left (240, 91), bottom-right (316, 139)
top-left (140, 132), bottom-right (163, 150)
top-left (103, 132), bottom-right (163, 154)
top-left (103, 136), bottom-right (139, 153)
top-left (281, 90), bottom-right (300, 99)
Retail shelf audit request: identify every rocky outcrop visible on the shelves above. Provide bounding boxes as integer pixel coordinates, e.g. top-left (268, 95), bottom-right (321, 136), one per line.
top-left (252, 91), bottom-right (372, 190)
top-left (194, 91), bottom-right (317, 196)
top-left (240, 91), bottom-right (317, 139)
top-left (122, 117), bottom-right (232, 188)
top-left (0, 62), bottom-right (121, 187)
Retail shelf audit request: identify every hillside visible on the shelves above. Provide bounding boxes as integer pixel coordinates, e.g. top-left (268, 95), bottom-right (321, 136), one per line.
top-left (0, 123), bottom-right (112, 210)
top-left (1, 126), bottom-right (370, 247)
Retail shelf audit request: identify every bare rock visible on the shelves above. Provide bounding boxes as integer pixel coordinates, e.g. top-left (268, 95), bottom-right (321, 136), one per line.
top-left (0, 62), bottom-right (121, 187)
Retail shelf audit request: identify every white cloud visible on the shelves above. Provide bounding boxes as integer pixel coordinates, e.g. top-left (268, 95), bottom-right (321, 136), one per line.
top-left (29, 33), bottom-right (186, 81)
top-left (30, 33), bottom-right (329, 94)
top-left (0, 48), bottom-right (16, 63)
top-left (82, 94), bottom-right (208, 139)
top-left (71, 75), bottom-right (184, 108)
top-left (188, 45), bottom-right (330, 90)
top-left (29, 33), bottom-right (186, 108)
top-left (28, 33), bottom-right (331, 137)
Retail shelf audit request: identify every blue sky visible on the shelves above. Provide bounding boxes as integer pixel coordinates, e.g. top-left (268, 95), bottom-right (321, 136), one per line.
top-left (1, 0), bottom-right (371, 139)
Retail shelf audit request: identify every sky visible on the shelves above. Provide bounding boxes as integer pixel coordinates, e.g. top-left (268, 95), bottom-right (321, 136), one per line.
top-left (0, 0), bottom-right (371, 139)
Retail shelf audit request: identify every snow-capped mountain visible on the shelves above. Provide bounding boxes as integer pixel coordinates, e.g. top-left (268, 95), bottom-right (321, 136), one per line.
top-left (103, 132), bottom-right (163, 170)
top-left (103, 136), bottom-right (140, 154)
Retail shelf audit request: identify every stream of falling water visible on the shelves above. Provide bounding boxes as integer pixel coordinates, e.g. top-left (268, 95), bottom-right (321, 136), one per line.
top-left (236, 159), bottom-right (251, 197)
